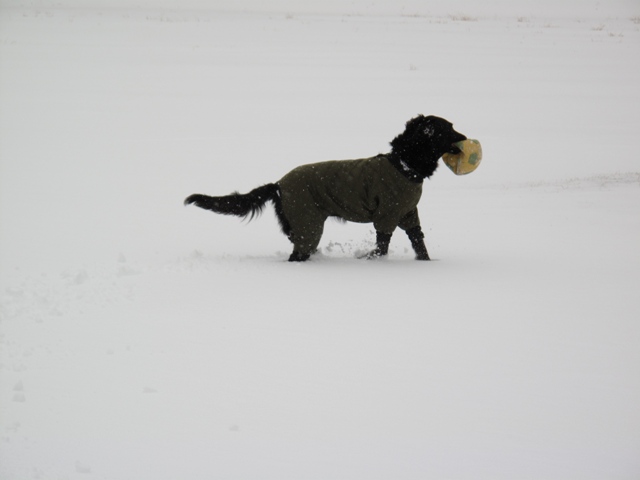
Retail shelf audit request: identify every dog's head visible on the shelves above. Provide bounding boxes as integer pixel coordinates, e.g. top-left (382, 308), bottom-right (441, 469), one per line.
top-left (390, 115), bottom-right (467, 179)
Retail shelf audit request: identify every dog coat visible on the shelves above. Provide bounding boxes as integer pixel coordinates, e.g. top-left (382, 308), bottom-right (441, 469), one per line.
top-left (277, 154), bottom-right (423, 255)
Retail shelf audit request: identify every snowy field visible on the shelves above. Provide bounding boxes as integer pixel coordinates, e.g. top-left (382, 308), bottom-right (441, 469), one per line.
top-left (1, 1), bottom-right (640, 479)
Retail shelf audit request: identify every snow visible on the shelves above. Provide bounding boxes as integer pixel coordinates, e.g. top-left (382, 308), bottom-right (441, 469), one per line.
top-left (1, 1), bottom-right (640, 479)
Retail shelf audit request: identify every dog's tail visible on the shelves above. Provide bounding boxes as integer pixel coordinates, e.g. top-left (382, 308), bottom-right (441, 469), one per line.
top-left (185, 183), bottom-right (292, 237)
top-left (184, 183), bottom-right (280, 221)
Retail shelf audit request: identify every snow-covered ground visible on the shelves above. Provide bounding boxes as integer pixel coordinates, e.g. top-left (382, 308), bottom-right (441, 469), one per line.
top-left (1, 1), bottom-right (640, 479)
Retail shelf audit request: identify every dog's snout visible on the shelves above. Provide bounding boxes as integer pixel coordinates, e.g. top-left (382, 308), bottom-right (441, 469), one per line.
top-left (453, 130), bottom-right (467, 142)
top-left (448, 130), bottom-right (467, 154)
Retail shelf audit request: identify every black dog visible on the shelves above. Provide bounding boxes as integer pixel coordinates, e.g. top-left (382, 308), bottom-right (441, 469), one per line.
top-left (185, 115), bottom-right (466, 262)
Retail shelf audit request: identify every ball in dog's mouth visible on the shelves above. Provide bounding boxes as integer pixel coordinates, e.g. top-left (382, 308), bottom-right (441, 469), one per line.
top-left (442, 139), bottom-right (482, 175)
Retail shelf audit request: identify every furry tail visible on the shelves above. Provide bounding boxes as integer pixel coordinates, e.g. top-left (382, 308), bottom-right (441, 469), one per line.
top-left (185, 183), bottom-right (292, 237)
top-left (184, 183), bottom-right (279, 221)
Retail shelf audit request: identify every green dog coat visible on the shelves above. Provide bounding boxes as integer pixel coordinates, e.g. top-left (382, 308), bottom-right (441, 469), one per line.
top-left (277, 154), bottom-right (423, 256)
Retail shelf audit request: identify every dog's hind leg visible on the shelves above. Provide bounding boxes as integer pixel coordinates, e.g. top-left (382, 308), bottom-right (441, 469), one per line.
top-left (287, 217), bottom-right (325, 262)
top-left (289, 251), bottom-right (311, 262)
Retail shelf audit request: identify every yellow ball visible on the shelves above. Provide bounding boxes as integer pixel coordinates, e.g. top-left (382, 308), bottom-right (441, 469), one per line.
top-left (442, 139), bottom-right (482, 175)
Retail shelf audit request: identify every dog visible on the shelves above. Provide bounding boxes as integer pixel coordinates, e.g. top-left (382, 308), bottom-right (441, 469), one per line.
top-left (185, 115), bottom-right (467, 262)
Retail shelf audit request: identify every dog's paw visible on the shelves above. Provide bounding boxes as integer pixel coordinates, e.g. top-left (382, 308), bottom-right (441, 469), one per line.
top-left (358, 249), bottom-right (387, 260)
top-left (288, 251), bottom-right (310, 262)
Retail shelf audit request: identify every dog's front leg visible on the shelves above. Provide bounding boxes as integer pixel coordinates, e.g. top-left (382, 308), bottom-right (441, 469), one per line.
top-left (361, 231), bottom-right (392, 259)
top-left (406, 226), bottom-right (430, 260)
